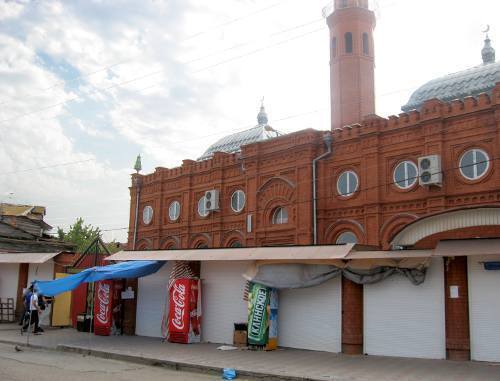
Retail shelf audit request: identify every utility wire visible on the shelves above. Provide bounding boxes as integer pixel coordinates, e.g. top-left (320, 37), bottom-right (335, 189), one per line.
top-left (0, 159), bottom-right (95, 176)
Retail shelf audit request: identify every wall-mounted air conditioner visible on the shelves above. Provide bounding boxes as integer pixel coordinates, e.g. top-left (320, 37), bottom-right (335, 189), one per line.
top-left (204, 190), bottom-right (220, 211)
top-left (418, 154), bottom-right (442, 187)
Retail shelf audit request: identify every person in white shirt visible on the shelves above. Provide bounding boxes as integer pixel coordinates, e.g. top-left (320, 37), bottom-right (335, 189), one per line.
top-left (21, 285), bottom-right (42, 334)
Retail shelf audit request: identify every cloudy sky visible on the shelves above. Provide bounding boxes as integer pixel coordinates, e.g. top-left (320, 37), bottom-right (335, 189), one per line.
top-left (0, 0), bottom-right (498, 242)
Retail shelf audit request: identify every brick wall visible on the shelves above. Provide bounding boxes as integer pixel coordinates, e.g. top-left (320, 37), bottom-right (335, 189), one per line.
top-left (342, 276), bottom-right (363, 354)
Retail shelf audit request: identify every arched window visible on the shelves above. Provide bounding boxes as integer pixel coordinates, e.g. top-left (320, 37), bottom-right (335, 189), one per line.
top-left (336, 231), bottom-right (358, 244)
top-left (230, 241), bottom-right (242, 248)
top-left (459, 148), bottom-right (490, 180)
top-left (196, 243), bottom-right (208, 249)
top-left (362, 32), bottom-right (369, 55)
top-left (345, 32), bottom-right (353, 54)
top-left (272, 207), bottom-right (288, 225)
top-left (331, 37), bottom-right (337, 58)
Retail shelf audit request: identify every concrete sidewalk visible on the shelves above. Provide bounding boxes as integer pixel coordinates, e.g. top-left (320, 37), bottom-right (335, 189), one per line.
top-left (0, 323), bottom-right (499, 381)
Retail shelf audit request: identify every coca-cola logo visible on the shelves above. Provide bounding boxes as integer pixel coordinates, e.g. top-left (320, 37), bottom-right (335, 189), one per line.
top-left (171, 283), bottom-right (186, 330)
top-left (96, 283), bottom-right (110, 324)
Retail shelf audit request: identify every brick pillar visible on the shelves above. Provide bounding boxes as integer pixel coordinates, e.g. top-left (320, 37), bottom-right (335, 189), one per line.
top-left (122, 278), bottom-right (138, 335)
top-left (342, 276), bottom-right (363, 354)
top-left (444, 257), bottom-right (470, 361)
top-left (15, 263), bottom-right (29, 319)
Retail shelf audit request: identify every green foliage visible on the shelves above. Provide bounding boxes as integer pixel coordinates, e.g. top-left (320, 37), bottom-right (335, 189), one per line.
top-left (57, 218), bottom-right (101, 253)
top-left (105, 240), bottom-right (123, 254)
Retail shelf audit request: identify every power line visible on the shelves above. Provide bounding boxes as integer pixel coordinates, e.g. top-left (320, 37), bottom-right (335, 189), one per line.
top-left (0, 2), bottom-right (287, 107)
top-left (0, 159), bottom-right (95, 176)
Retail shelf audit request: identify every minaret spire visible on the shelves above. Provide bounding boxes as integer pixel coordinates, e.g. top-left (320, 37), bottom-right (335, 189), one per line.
top-left (482, 26), bottom-right (495, 64)
top-left (257, 97), bottom-right (268, 125)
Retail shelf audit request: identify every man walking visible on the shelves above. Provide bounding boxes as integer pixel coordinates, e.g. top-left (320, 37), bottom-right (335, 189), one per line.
top-left (22, 285), bottom-right (43, 335)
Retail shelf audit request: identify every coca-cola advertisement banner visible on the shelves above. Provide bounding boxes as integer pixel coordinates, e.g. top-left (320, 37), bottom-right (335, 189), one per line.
top-left (94, 280), bottom-right (113, 335)
top-left (168, 279), bottom-right (191, 335)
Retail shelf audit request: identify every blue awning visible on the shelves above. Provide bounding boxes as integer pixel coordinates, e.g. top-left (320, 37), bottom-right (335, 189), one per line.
top-left (34, 260), bottom-right (165, 296)
top-left (484, 262), bottom-right (500, 271)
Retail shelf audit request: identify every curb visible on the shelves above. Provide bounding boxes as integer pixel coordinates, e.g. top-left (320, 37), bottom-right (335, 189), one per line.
top-left (57, 344), bottom-right (325, 381)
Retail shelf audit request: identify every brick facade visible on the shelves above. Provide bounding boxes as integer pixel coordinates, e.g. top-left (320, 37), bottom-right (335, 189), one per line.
top-left (127, 1), bottom-right (500, 358)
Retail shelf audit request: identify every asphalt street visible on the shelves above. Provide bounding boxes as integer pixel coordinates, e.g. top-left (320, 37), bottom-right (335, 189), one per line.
top-left (0, 343), bottom-right (234, 381)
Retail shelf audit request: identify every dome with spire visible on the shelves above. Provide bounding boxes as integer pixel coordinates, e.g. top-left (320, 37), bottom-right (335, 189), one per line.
top-left (402, 35), bottom-right (499, 112)
top-left (198, 104), bottom-right (281, 161)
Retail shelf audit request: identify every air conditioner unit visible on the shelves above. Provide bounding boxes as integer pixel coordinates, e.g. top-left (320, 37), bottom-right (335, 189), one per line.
top-left (418, 154), bottom-right (442, 187)
top-left (204, 190), bottom-right (220, 211)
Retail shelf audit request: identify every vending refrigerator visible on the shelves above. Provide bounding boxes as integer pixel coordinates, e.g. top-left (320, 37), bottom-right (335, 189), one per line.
top-left (93, 280), bottom-right (123, 336)
top-left (167, 278), bottom-right (202, 344)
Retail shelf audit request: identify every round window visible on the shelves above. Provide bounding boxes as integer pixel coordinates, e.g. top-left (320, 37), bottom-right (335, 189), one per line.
top-left (272, 207), bottom-right (288, 225)
top-left (336, 231), bottom-right (358, 244)
top-left (393, 161), bottom-right (418, 189)
top-left (337, 170), bottom-right (359, 197)
top-left (231, 190), bottom-right (246, 213)
top-left (198, 196), bottom-right (209, 217)
top-left (142, 205), bottom-right (153, 225)
top-left (168, 201), bottom-right (181, 221)
top-left (459, 149), bottom-right (489, 180)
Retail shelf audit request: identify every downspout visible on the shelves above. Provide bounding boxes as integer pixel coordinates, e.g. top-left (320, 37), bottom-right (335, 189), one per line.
top-left (132, 176), bottom-right (142, 250)
top-left (312, 133), bottom-right (333, 245)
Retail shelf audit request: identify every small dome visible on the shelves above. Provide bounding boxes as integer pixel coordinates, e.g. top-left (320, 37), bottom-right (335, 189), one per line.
top-left (402, 36), bottom-right (499, 112)
top-left (198, 105), bottom-right (281, 161)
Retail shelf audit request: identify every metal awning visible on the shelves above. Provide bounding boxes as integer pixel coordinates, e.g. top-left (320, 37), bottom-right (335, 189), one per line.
top-left (434, 239), bottom-right (500, 257)
top-left (346, 250), bottom-right (432, 259)
top-left (0, 252), bottom-right (59, 264)
top-left (106, 244), bottom-right (356, 262)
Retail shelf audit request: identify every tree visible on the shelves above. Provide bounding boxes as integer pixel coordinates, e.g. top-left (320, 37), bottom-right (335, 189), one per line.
top-left (57, 218), bottom-right (101, 253)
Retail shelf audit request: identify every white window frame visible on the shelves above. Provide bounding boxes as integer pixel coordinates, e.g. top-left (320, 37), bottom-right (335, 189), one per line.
top-left (337, 170), bottom-right (359, 197)
top-left (231, 190), bottom-right (246, 213)
top-left (393, 160), bottom-right (418, 189)
top-left (459, 148), bottom-right (490, 180)
top-left (198, 196), bottom-right (209, 217)
top-left (168, 200), bottom-right (181, 221)
top-left (142, 205), bottom-right (153, 225)
top-left (272, 207), bottom-right (288, 225)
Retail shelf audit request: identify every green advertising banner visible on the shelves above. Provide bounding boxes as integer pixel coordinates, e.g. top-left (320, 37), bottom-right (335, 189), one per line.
top-left (247, 283), bottom-right (270, 346)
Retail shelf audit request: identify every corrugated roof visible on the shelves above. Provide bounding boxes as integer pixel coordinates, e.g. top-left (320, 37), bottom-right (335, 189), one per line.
top-left (402, 61), bottom-right (500, 112)
top-left (198, 124), bottom-right (281, 161)
top-left (0, 252), bottom-right (59, 264)
top-left (106, 244), bottom-right (355, 261)
top-left (0, 203), bottom-right (46, 218)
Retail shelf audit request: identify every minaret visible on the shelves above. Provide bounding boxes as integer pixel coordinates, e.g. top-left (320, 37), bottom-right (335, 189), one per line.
top-left (326, 0), bottom-right (376, 130)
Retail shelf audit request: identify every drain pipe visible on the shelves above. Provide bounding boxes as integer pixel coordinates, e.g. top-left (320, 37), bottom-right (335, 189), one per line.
top-left (312, 133), bottom-right (333, 245)
top-left (132, 176), bottom-right (142, 250)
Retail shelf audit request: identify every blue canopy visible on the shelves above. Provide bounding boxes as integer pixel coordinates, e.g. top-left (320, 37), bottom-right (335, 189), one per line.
top-left (484, 262), bottom-right (500, 271)
top-left (34, 261), bottom-right (165, 296)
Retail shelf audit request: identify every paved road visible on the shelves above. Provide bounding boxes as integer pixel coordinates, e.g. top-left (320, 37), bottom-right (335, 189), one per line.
top-left (0, 343), bottom-right (232, 381)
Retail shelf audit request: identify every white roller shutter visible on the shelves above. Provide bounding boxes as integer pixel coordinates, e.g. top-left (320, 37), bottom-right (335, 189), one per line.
top-left (364, 258), bottom-right (445, 359)
top-left (136, 262), bottom-right (172, 337)
top-left (468, 255), bottom-right (500, 362)
top-left (200, 261), bottom-right (250, 344)
top-left (0, 264), bottom-right (19, 309)
top-left (28, 261), bottom-right (54, 285)
top-left (279, 277), bottom-right (341, 352)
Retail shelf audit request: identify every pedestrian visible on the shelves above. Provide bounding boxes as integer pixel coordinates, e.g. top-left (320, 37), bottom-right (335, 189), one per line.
top-left (21, 285), bottom-right (43, 335)
top-left (18, 287), bottom-right (31, 326)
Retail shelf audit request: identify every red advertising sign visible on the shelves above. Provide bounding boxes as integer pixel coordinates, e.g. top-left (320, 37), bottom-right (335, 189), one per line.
top-left (94, 280), bottom-right (113, 336)
top-left (169, 279), bottom-right (191, 337)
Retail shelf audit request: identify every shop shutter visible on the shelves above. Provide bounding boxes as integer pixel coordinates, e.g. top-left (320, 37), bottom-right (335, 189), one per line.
top-left (136, 262), bottom-right (172, 338)
top-left (0, 264), bottom-right (20, 309)
top-left (278, 277), bottom-right (341, 352)
top-left (468, 255), bottom-right (500, 362)
top-left (200, 261), bottom-right (250, 344)
top-left (364, 258), bottom-right (445, 359)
